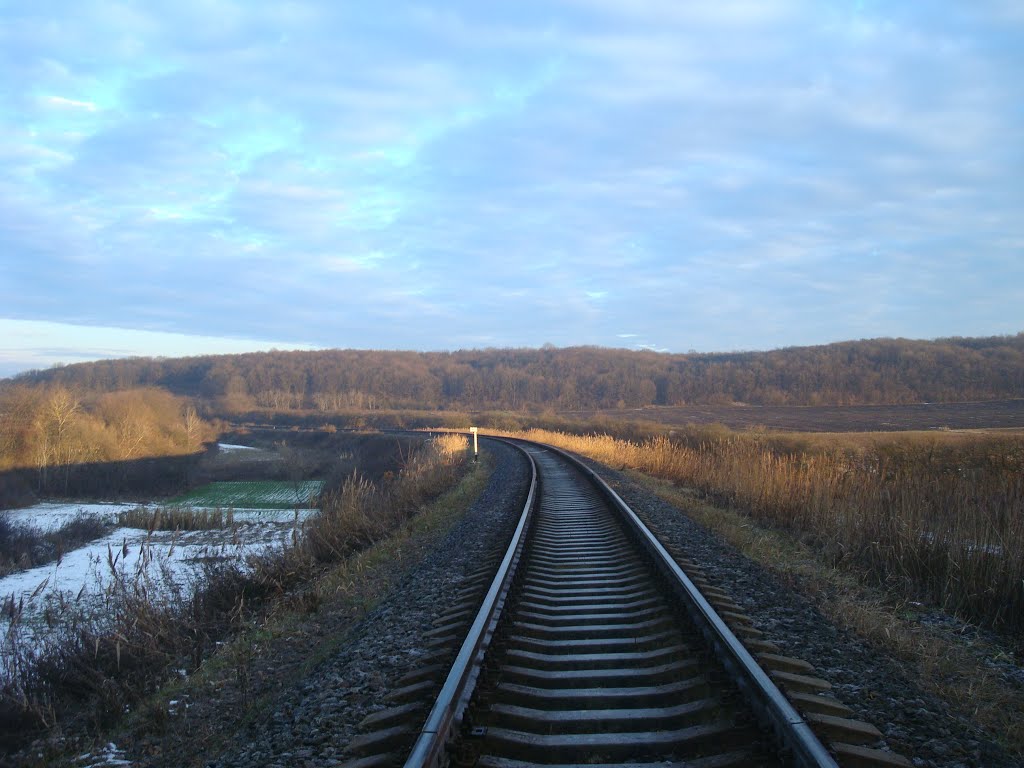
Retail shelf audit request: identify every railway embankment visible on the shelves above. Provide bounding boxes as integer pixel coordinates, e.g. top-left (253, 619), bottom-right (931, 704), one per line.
top-left (10, 437), bottom-right (1019, 768)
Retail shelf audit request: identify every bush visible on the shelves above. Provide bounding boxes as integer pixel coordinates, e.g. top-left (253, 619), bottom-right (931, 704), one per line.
top-left (304, 434), bottom-right (467, 563)
top-left (0, 511), bottom-right (109, 576)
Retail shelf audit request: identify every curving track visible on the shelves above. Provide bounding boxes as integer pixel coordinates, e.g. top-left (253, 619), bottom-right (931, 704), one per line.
top-left (466, 446), bottom-right (777, 766)
top-left (347, 437), bottom-right (911, 768)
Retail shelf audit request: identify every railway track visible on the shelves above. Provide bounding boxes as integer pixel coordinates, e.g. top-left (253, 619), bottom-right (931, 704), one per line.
top-left (347, 438), bottom-right (910, 768)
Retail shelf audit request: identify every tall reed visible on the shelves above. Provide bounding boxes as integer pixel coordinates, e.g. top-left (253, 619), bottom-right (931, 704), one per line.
top-left (0, 512), bottom-right (109, 576)
top-left (116, 506), bottom-right (236, 531)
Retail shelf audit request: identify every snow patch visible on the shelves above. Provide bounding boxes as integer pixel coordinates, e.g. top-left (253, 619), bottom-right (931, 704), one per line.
top-left (75, 742), bottom-right (132, 767)
top-left (1, 502), bottom-right (314, 656)
top-left (4, 502), bottom-right (140, 533)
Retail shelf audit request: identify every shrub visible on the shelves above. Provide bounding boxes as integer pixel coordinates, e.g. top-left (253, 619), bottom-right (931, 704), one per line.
top-left (0, 511), bottom-right (109, 577)
top-left (304, 434), bottom-right (467, 563)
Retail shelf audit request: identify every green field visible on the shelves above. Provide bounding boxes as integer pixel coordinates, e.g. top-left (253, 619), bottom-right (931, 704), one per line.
top-left (171, 480), bottom-right (323, 509)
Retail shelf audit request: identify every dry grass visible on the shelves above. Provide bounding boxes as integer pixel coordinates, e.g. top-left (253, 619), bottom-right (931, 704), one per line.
top-left (496, 426), bottom-right (1024, 636)
top-left (116, 506), bottom-right (236, 531)
top-left (105, 452), bottom-right (496, 766)
top-left (631, 473), bottom-right (1024, 757)
top-left (431, 432), bottom-right (470, 459)
top-left (304, 434), bottom-right (467, 563)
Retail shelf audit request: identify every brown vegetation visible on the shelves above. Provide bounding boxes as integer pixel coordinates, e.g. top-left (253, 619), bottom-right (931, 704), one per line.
top-left (0, 385), bottom-right (213, 483)
top-left (304, 433), bottom-right (468, 562)
top-left (12, 334), bottom-right (1024, 412)
top-left (0, 434), bottom-right (468, 750)
top-left (569, 398), bottom-right (1024, 432)
top-left (637, 475), bottom-right (1024, 756)
top-left (501, 426), bottom-right (1024, 636)
top-left (115, 506), bottom-right (236, 531)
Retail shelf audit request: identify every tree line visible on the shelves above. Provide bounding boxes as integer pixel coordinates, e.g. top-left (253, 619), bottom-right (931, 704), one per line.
top-left (7, 334), bottom-right (1024, 413)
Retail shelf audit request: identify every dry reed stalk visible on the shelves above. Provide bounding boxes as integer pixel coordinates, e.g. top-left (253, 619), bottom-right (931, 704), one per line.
top-left (116, 506), bottom-right (236, 531)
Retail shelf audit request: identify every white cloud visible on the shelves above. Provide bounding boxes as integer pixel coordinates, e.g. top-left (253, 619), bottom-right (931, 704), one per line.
top-left (321, 252), bottom-right (388, 273)
top-left (563, 0), bottom-right (797, 26)
top-left (44, 95), bottom-right (99, 111)
top-left (0, 319), bottom-right (317, 379)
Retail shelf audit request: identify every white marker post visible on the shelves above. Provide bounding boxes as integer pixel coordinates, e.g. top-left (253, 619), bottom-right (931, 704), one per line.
top-left (469, 426), bottom-right (479, 461)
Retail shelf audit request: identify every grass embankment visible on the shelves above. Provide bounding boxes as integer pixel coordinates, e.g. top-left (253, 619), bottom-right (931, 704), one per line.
top-left (635, 475), bottom-right (1024, 755)
top-left (0, 433), bottom-right (471, 753)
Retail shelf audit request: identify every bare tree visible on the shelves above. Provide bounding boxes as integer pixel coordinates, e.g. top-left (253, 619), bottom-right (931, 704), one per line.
top-left (275, 440), bottom-right (313, 507)
top-left (32, 386), bottom-right (81, 491)
top-left (183, 404), bottom-right (203, 449)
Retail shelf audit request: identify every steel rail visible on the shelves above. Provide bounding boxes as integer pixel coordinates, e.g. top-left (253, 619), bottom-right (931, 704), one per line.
top-left (403, 439), bottom-right (538, 768)
top-left (404, 435), bottom-right (838, 767)
top-left (539, 441), bottom-right (839, 768)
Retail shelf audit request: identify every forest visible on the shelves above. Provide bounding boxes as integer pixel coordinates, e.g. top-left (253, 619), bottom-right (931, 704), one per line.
top-left (8, 335), bottom-right (1023, 413)
top-left (0, 385), bottom-right (214, 503)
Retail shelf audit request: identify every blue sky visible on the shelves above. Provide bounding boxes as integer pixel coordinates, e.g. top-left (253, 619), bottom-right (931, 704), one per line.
top-left (2, 1), bottom-right (1022, 378)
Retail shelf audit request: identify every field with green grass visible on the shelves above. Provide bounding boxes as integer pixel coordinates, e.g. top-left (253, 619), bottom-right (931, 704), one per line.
top-left (171, 480), bottom-right (323, 509)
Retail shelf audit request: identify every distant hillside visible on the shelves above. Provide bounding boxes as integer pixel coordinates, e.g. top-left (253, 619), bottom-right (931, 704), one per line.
top-left (8, 335), bottom-right (1024, 412)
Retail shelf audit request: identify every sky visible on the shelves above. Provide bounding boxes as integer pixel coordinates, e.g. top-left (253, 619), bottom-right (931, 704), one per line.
top-left (1, 1), bottom-right (1022, 378)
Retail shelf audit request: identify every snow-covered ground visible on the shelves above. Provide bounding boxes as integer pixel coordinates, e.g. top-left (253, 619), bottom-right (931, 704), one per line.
top-left (4, 501), bottom-right (312, 533)
top-left (217, 442), bottom-right (261, 452)
top-left (1, 500), bottom-right (316, 657)
top-left (5, 501), bottom-right (140, 533)
top-left (1, 522), bottom-right (298, 606)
